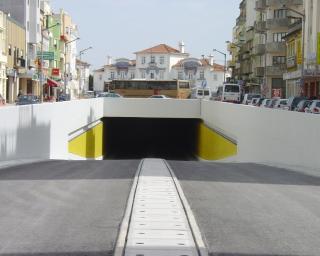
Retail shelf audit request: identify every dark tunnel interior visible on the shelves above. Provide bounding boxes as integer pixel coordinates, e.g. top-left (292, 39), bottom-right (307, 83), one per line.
top-left (103, 118), bottom-right (200, 160)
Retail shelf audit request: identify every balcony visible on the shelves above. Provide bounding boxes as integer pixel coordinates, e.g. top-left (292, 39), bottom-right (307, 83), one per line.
top-left (255, 0), bottom-right (267, 10)
top-left (266, 64), bottom-right (286, 77)
top-left (236, 16), bottom-right (246, 26)
top-left (254, 21), bottom-right (266, 33)
top-left (266, 0), bottom-right (303, 7)
top-left (246, 28), bottom-right (255, 41)
top-left (287, 56), bottom-right (297, 68)
top-left (266, 42), bottom-right (286, 53)
top-left (266, 18), bottom-right (290, 30)
top-left (227, 60), bottom-right (236, 67)
top-left (242, 52), bottom-right (251, 60)
top-left (253, 44), bottom-right (266, 55)
top-left (255, 67), bottom-right (265, 77)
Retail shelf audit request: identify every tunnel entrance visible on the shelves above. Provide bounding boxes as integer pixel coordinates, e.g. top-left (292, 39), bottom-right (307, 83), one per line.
top-left (103, 118), bottom-right (200, 160)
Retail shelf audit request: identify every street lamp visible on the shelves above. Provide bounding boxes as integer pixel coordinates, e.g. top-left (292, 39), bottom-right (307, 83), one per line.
top-left (213, 49), bottom-right (227, 83)
top-left (77, 46), bottom-right (93, 98)
top-left (64, 37), bottom-right (80, 95)
top-left (282, 4), bottom-right (305, 96)
top-left (79, 46), bottom-right (93, 61)
top-left (40, 22), bottom-right (60, 102)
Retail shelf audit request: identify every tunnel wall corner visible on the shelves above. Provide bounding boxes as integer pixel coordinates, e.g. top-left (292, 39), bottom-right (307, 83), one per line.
top-left (195, 122), bottom-right (237, 161)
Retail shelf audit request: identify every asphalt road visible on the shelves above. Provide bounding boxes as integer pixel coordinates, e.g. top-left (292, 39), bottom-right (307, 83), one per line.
top-left (169, 161), bottom-right (320, 256)
top-left (0, 160), bottom-right (139, 256)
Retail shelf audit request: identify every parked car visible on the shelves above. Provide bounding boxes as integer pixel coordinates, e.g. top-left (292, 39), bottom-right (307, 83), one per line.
top-left (242, 93), bottom-right (261, 105)
top-left (249, 98), bottom-right (260, 106)
top-left (256, 98), bottom-right (265, 107)
top-left (57, 94), bottom-right (70, 102)
top-left (295, 100), bottom-right (312, 112)
top-left (0, 94), bottom-right (5, 106)
top-left (191, 87), bottom-right (211, 100)
top-left (287, 96), bottom-right (307, 111)
top-left (15, 95), bottom-right (40, 105)
top-left (306, 100), bottom-right (320, 114)
top-left (149, 95), bottom-right (170, 99)
top-left (260, 99), bottom-right (271, 108)
top-left (273, 99), bottom-right (288, 109)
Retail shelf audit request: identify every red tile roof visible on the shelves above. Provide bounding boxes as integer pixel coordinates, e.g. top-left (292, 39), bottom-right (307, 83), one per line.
top-left (135, 44), bottom-right (181, 54)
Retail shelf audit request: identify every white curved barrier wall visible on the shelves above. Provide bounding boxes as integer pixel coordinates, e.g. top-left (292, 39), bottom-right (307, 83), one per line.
top-left (201, 100), bottom-right (320, 170)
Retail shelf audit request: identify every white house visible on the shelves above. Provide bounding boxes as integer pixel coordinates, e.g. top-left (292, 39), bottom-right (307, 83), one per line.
top-left (94, 42), bottom-right (225, 92)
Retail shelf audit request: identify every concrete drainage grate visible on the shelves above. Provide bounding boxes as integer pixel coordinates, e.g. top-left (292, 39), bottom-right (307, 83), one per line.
top-left (121, 159), bottom-right (205, 256)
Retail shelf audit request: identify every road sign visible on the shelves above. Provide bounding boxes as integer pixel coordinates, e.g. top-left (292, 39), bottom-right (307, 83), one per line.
top-left (37, 51), bottom-right (54, 60)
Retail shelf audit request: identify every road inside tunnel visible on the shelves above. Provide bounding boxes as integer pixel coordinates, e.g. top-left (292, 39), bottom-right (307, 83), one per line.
top-left (103, 117), bottom-right (200, 160)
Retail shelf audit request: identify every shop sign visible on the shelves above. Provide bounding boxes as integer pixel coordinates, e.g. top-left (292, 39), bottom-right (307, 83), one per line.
top-left (303, 69), bottom-right (320, 77)
top-left (52, 68), bottom-right (60, 76)
top-left (272, 89), bottom-right (282, 98)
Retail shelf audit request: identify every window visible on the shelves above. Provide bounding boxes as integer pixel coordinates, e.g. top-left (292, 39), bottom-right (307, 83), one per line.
top-left (274, 9), bottom-right (287, 19)
top-left (141, 57), bottom-right (146, 64)
top-left (150, 56), bottom-right (155, 63)
top-left (110, 72), bottom-right (115, 79)
top-left (141, 71), bottom-right (145, 79)
top-left (131, 72), bottom-right (135, 79)
top-left (8, 45), bottom-right (11, 56)
top-left (273, 32), bottom-right (287, 42)
top-left (287, 41), bottom-right (295, 57)
top-left (150, 72), bottom-right (155, 79)
top-left (160, 56), bottom-right (165, 65)
top-left (178, 71), bottom-right (183, 80)
top-left (188, 72), bottom-right (194, 80)
top-left (200, 71), bottom-right (205, 80)
top-left (160, 70), bottom-right (164, 79)
top-left (273, 56), bottom-right (286, 65)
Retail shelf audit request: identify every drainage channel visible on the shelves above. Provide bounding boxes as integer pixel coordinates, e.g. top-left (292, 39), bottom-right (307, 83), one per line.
top-left (114, 158), bottom-right (208, 256)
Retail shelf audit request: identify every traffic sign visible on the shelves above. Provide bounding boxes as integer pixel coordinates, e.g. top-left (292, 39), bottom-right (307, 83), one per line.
top-left (37, 51), bottom-right (54, 60)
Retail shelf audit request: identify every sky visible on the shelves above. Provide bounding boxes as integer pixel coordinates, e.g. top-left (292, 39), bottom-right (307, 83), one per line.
top-left (50, 0), bottom-right (240, 69)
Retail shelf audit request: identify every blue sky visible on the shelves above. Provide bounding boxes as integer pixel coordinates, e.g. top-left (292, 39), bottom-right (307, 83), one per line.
top-left (50, 0), bottom-right (240, 69)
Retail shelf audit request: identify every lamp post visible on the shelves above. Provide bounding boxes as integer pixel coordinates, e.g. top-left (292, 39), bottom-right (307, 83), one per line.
top-left (213, 49), bottom-right (227, 83)
top-left (78, 46), bottom-right (92, 98)
top-left (64, 37), bottom-right (80, 95)
top-left (282, 4), bottom-right (305, 96)
top-left (40, 22), bottom-right (60, 103)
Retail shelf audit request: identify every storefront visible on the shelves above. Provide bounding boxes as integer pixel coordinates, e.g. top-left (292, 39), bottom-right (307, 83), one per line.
top-left (303, 70), bottom-right (320, 99)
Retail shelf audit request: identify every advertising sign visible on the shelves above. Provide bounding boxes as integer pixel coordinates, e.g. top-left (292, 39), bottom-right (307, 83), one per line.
top-left (297, 39), bottom-right (302, 65)
top-left (52, 68), bottom-right (60, 76)
top-left (272, 89), bottom-right (282, 98)
top-left (317, 33), bottom-right (320, 64)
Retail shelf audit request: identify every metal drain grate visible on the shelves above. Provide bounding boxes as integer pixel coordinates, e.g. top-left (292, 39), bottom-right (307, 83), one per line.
top-left (124, 159), bottom-right (200, 256)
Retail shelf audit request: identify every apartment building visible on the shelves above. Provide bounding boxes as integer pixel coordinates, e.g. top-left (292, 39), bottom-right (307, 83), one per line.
top-left (0, 0), bottom-right (41, 97)
top-left (229, 0), bottom-right (303, 97)
top-left (0, 11), bottom-right (7, 101)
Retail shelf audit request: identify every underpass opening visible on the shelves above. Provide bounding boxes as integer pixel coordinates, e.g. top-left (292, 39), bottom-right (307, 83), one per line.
top-left (103, 118), bottom-right (200, 160)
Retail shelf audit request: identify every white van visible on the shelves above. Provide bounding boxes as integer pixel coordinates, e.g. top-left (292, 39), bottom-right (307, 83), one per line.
top-left (191, 87), bottom-right (211, 100)
top-left (215, 84), bottom-right (241, 103)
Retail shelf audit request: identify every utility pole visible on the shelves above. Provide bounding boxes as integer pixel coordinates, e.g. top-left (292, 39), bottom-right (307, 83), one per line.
top-left (64, 37), bottom-right (80, 95)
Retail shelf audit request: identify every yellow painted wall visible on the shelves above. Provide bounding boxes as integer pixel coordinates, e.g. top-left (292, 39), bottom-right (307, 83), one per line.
top-left (196, 122), bottom-right (237, 160)
top-left (68, 122), bottom-right (104, 159)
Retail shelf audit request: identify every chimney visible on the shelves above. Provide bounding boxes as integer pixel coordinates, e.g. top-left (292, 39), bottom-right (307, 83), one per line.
top-left (106, 56), bottom-right (113, 65)
top-left (208, 54), bottom-right (214, 66)
top-left (179, 41), bottom-right (185, 54)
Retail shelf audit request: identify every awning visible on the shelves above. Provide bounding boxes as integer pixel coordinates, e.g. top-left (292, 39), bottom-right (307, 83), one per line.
top-left (47, 78), bottom-right (60, 87)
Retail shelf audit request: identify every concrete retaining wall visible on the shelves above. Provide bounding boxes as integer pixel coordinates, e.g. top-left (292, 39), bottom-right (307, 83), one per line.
top-left (201, 100), bottom-right (320, 170)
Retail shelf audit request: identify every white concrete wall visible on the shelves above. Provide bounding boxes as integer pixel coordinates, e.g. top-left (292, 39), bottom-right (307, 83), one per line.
top-left (0, 99), bottom-right (104, 161)
top-left (201, 100), bottom-right (320, 170)
top-left (103, 98), bottom-right (200, 119)
top-left (1, 99), bottom-right (319, 170)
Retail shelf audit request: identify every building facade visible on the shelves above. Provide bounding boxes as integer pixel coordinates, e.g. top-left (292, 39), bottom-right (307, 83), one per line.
top-left (0, 0), bottom-right (41, 97)
top-left (0, 11), bottom-right (7, 101)
top-left (94, 43), bottom-right (225, 93)
top-left (229, 0), bottom-right (303, 98)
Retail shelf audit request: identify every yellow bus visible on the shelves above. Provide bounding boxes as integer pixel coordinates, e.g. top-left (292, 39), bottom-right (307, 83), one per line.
top-left (109, 80), bottom-right (191, 99)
